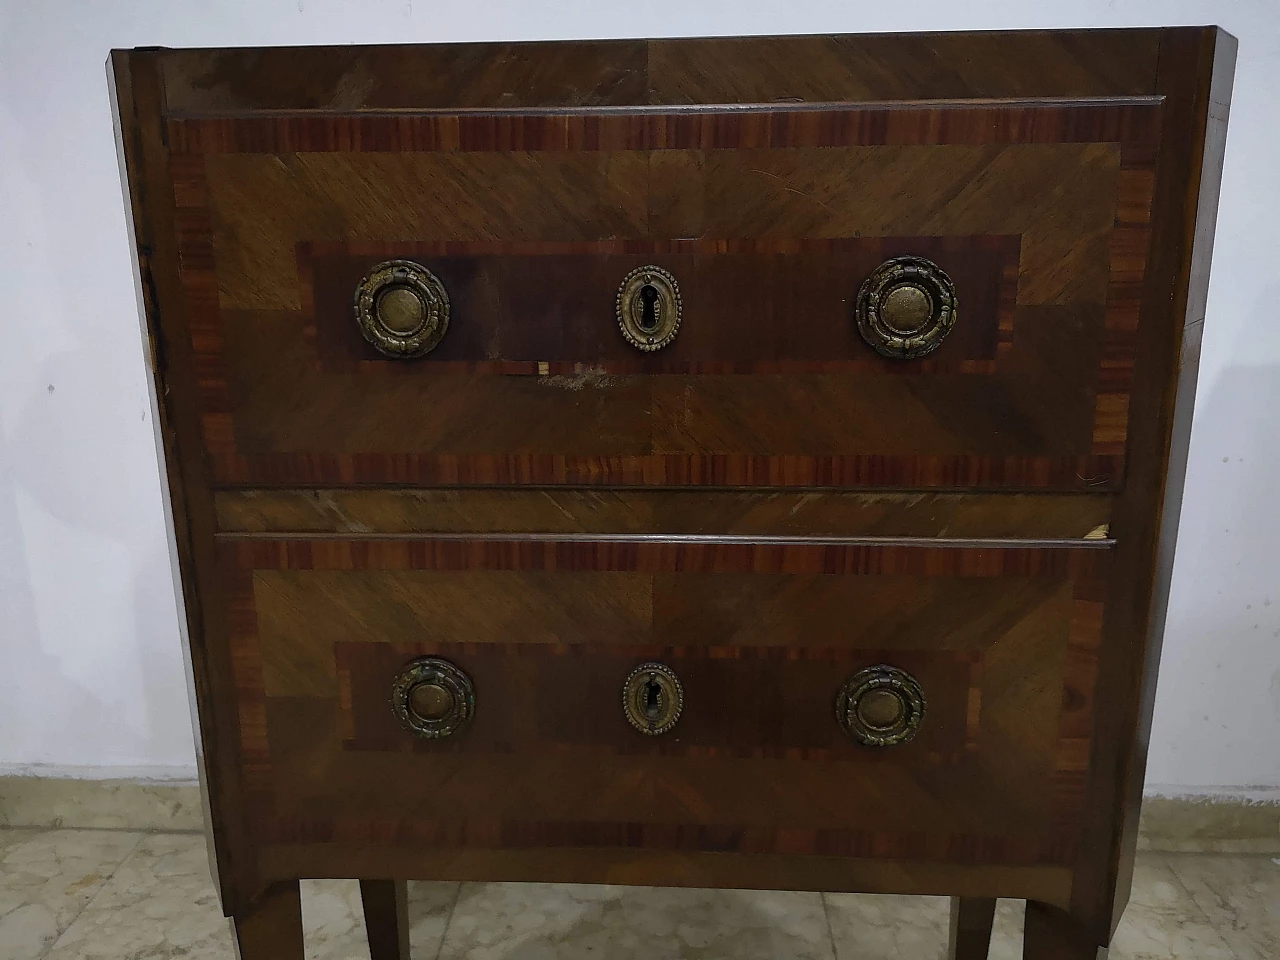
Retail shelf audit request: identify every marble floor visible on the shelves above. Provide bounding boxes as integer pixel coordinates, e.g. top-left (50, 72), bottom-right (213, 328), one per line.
top-left (0, 828), bottom-right (1274, 959)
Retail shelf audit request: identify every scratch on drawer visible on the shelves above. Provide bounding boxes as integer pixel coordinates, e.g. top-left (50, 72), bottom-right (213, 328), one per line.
top-left (537, 364), bottom-right (617, 390)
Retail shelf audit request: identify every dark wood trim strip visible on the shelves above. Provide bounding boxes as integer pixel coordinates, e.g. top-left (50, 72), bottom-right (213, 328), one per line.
top-left (207, 453), bottom-right (1124, 491)
top-left (302, 236), bottom-right (1020, 256)
top-left (261, 813), bottom-right (1071, 864)
top-left (224, 538), bottom-right (1111, 578)
top-left (259, 842), bottom-right (1073, 903)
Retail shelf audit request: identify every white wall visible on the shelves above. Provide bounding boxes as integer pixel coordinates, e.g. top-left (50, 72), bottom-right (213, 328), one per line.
top-left (1, 0), bottom-right (1276, 792)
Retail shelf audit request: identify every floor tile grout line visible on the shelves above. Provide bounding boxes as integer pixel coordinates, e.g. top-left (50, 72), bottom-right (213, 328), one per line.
top-left (1154, 851), bottom-right (1227, 927)
top-left (36, 829), bottom-right (150, 960)
top-left (819, 892), bottom-right (841, 960)
top-left (1155, 852), bottom-right (1257, 958)
top-left (431, 880), bottom-right (466, 960)
top-left (1161, 850), bottom-right (1256, 936)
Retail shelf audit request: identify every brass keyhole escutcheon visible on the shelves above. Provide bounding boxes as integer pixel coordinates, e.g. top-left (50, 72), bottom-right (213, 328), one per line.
top-left (855, 256), bottom-right (957, 360)
top-left (617, 266), bottom-right (681, 351)
top-left (623, 662), bottom-right (684, 736)
top-left (354, 259), bottom-right (451, 358)
top-left (391, 657), bottom-right (475, 739)
top-left (836, 665), bottom-right (926, 748)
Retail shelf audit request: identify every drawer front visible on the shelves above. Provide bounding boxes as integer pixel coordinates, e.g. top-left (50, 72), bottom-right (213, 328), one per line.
top-left (172, 99), bottom-right (1161, 489)
top-left (222, 537), bottom-right (1109, 879)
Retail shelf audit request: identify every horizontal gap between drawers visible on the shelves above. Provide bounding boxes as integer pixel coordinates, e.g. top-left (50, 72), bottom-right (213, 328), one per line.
top-left (213, 531), bottom-right (1115, 548)
top-left (165, 95), bottom-right (1165, 120)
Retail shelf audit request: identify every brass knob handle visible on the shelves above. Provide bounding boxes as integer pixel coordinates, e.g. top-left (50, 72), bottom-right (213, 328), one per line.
top-left (355, 259), bottom-right (451, 358)
top-left (617, 266), bottom-right (682, 351)
top-left (836, 665), bottom-right (926, 747)
top-left (856, 256), bottom-right (957, 359)
top-left (622, 662), bottom-right (684, 735)
top-left (391, 657), bottom-right (474, 739)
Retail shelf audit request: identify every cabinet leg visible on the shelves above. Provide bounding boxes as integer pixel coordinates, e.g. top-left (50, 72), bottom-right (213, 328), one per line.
top-left (1023, 902), bottom-right (1107, 960)
top-left (361, 879), bottom-right (411, 960)
top-left (948, 896), bottom-right (996, 959)
top-left (231, 881), bottom-right (304, 960)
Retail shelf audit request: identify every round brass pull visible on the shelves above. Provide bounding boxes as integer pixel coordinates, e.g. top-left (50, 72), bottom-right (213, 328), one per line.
top-left (856, 256), bottom-right (957, 359)
top-left (622, 662), bottom-right (684, 735)
top-left (836, 665), bottom-right (926, 747)
top-left (354, 259), bottom-right (451, 358)
top-left (616, 265), bottom-right (682, 351)
top-left (391, 657), bottom-right (474, 739)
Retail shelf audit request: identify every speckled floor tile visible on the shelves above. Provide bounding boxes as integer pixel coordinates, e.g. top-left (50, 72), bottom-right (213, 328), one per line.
top-left (0, 828), bottom-right (143, 960)
top-left (3, 830), bottom-right (1276, 960)
top-left (983, 898), bottom-right (1027, 960)
top-left (1106, 854), bottom-right (1239, 959)
top-left (0, 829), bottom-right (43, 860)
top-left (40, 833), bottom-right (458, 960)
top-left (40, 833), bottom-right (231, 959)
top-left (820, 893), bottom-right (1026, 959)
top-left (822, 891), bottom-right (950, 959)
top-left (1164, 853), bottom-right (1280, 960)
top-left (301, 877), bottom-right (459, 960)
top-left (826, 857), bottom-right (1240, 960)
top-left (438, 882), bottom-right (835, 960)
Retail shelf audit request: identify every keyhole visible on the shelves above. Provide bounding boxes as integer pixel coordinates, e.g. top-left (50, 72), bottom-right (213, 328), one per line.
top-left (643, 675), bottom-right (663, 721)
top-left (638, 283), bottom-right (660, 332)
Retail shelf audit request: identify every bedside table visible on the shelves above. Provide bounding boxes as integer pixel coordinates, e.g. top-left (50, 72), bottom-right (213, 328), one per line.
top-left (111, 26), bottom-right (1234, 959)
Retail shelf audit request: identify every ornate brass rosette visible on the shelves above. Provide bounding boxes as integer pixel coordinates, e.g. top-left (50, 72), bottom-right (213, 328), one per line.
top-left (354, 259), bottom-right (450, 358)
top-left (856, 256), bottom-right (957, 359)
top-left (836, 664), bottom-right (926, 748)
top-left (391, 657), bottom-right (475, 739)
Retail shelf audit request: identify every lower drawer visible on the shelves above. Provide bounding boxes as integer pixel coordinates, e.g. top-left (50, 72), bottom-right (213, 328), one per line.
top-left (218, 537), bottom-right (1109, 889)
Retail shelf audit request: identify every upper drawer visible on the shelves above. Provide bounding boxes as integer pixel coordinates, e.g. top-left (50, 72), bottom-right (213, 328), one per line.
top-left (167, 99), bottom-right (1161, 489)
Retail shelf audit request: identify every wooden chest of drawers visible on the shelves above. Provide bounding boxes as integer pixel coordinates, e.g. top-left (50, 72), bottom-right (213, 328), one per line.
top-left (111, 27), bottom-right (1234, 959)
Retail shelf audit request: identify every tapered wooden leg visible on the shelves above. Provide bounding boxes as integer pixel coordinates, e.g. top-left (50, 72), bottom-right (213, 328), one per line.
top-left (232, 881), bottom-right (304, 960)
top-left (361, 879), bottom-right (411, 960)
top-left (1023, 902), bottom-right (1107, 960)
top-left (948, 896), bottom-right (996, 959)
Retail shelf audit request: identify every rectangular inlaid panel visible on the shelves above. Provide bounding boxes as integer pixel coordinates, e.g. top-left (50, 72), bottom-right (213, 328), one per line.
top-left (337, 641), bottom-right (973, 760)
top-left (306, 237), bottom-right (1018, 372)
top-left (222, 539), bottom-right (1109, 871)
top-left (170, 101), bottom-right (1160, 489)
